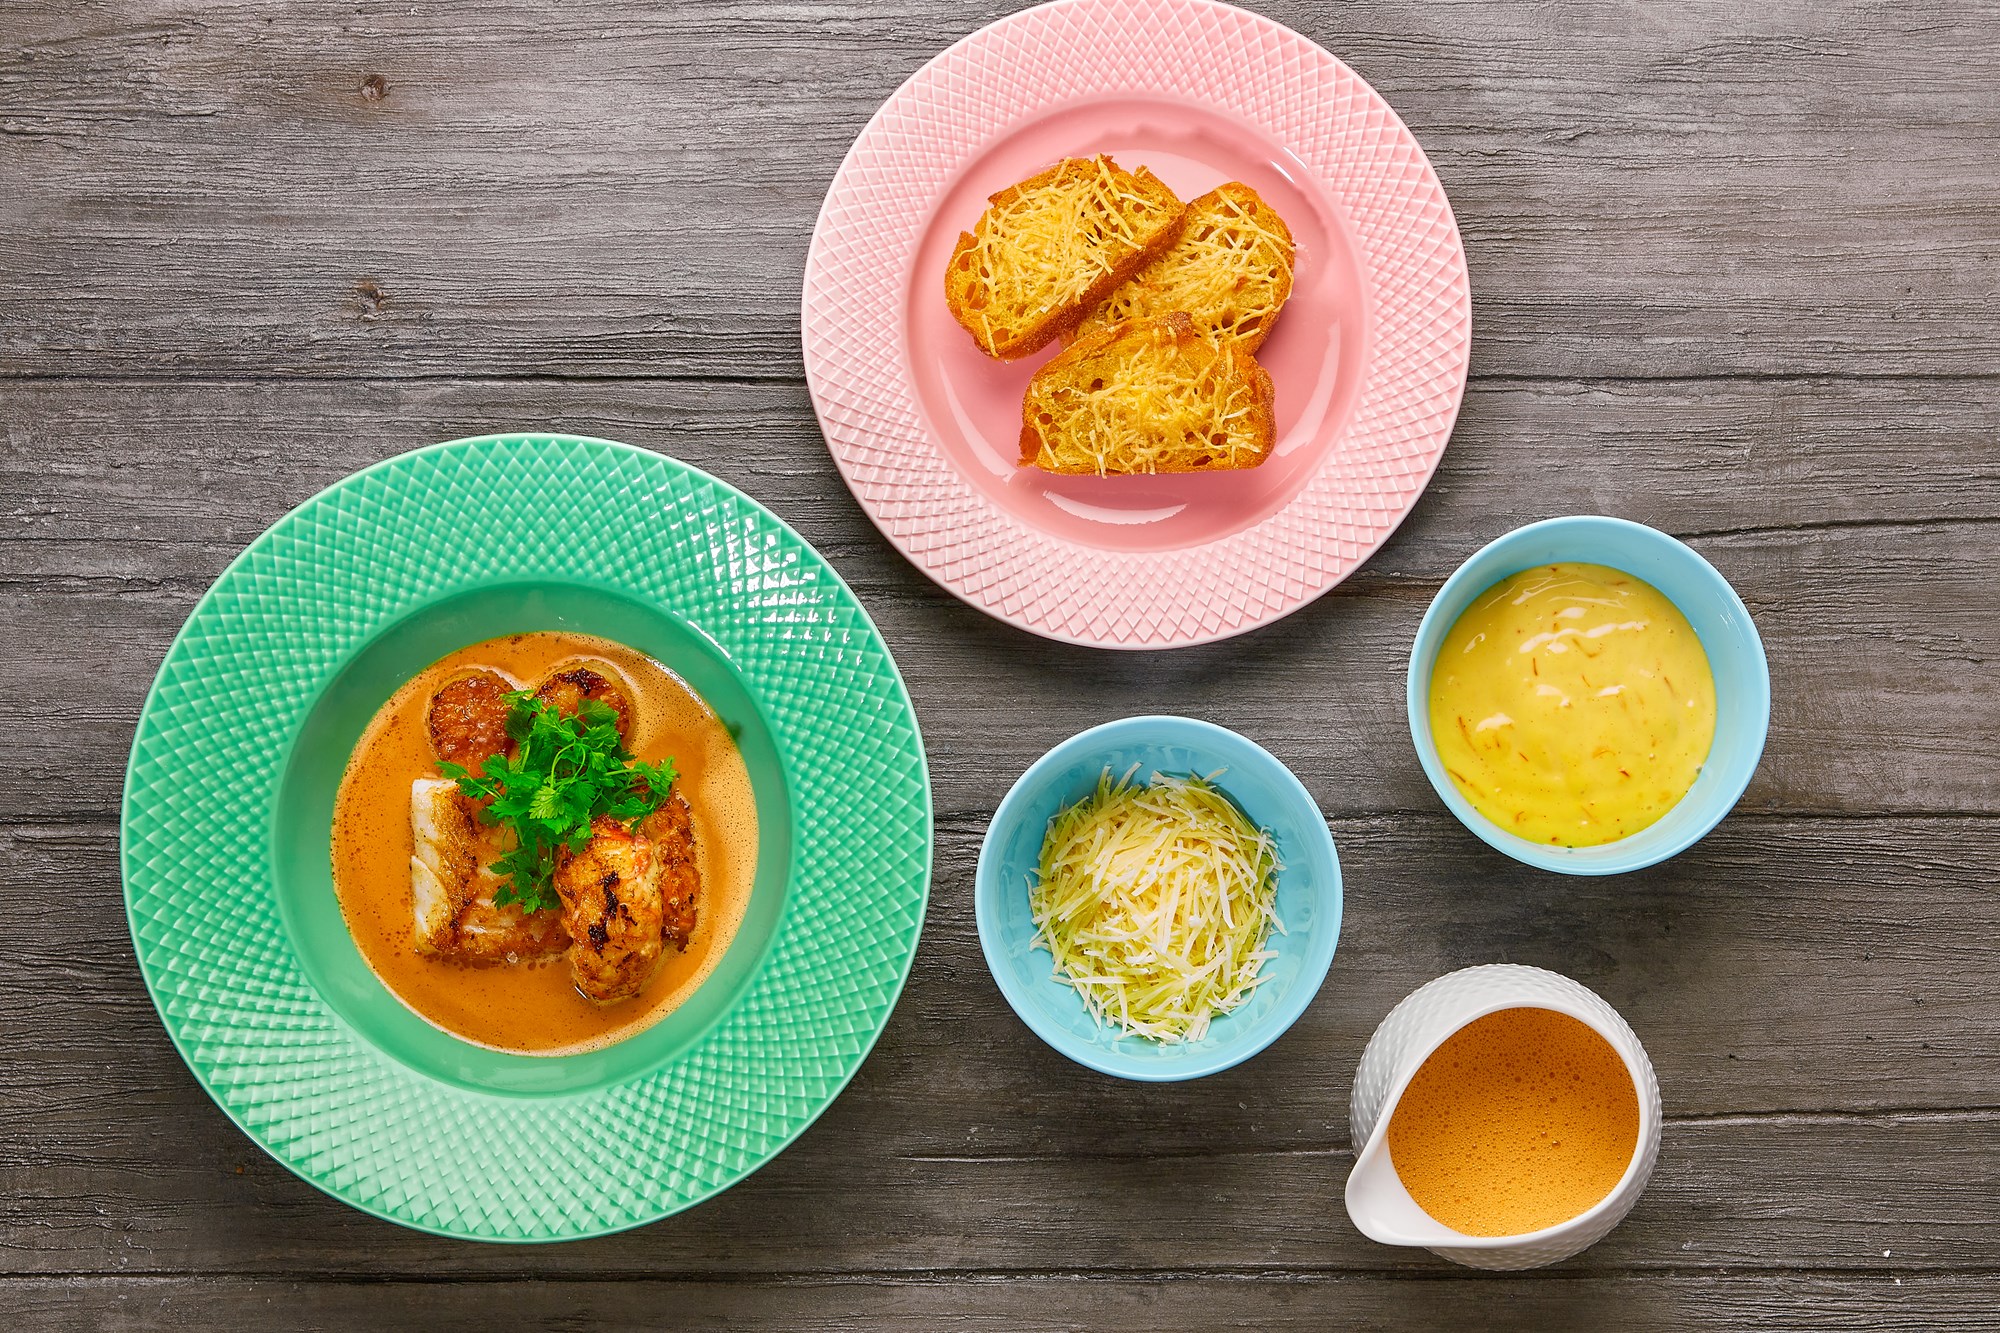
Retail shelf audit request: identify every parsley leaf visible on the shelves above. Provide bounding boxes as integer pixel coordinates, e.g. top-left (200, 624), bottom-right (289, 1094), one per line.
top-left (439, 690), bottom-right (678, 915)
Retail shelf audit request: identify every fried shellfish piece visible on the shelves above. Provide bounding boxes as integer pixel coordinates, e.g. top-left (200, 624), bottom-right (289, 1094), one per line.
top-left (410, 777), bottom-right (570, 964)
top-left (533, 661), bottom-right (634, 740)
top-left (553, 790), bottom-right (703, 1003)
top-left (427, 668), bottom-right (518, 771)
top-left (644, 794), bottom-right (700, 952)
top-left (553, 817), bottom-right (666, 1003)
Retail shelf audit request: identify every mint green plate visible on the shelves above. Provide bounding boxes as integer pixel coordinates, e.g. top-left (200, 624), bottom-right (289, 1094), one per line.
top-left (121, 434), bottom-right (932, 1241)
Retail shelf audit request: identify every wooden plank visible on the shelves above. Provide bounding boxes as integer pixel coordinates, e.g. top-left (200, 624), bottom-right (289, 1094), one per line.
top-left (11, 520), bottom-right (1996, 821)
top-left (10, 1273), bottom-right (1998, 1332)
top-left (3, 815), bottom-right (1993, 1276)
top-left (6, 377), bottom-right (1998, 570)
top-left (5, 366), bottom-right (1994, 822)
top-left (6, 814), bottom-right (1992, 1129)
top-left (3, 1), bottom-right (1997, 380)
top-left (3, 1111), bottom-right (1994, 1279)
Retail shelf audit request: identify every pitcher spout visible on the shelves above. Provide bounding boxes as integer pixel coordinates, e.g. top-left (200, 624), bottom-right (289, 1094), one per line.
top-left (1342, 1114), bottom-right (1474, 1249)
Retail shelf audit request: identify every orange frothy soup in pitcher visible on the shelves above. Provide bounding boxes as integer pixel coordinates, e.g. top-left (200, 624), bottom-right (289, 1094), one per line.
top-left (1387, 1007), bottom-right (1640, 1237)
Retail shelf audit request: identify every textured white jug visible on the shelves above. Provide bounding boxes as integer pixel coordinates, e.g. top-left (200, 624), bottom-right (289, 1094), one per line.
top-left (1345, 964), bottom-right (1663, 1270)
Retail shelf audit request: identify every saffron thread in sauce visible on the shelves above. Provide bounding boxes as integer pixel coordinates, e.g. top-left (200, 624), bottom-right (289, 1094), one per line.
top-left (1428, 563), bottom-right (1717, 847)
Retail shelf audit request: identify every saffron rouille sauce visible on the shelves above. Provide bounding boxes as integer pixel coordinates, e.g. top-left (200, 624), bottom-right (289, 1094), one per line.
top-left (330, 632), bottom-right (757, 1055)
top-left (1387, 1007), bottom-right (1640, 1237)
top-left (1428, 562), bottom-right (1717, 847)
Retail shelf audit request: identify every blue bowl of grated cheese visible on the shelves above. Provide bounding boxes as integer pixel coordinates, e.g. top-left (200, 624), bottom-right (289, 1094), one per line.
top-left (976, 715), bottom-right (1342, 1081)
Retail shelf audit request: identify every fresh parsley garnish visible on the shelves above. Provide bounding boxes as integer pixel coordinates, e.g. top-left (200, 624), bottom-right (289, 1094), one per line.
top-left (438, 691), bottom-right (677, 915)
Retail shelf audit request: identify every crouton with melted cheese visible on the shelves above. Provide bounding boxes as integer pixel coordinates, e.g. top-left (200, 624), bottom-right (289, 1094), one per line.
top-left (946, 156), bottom-right (1185, 360)
top-left (1019, 312), bottom-right (1276, 476)
top-left (1071, 181), bottom-right (1296, 352)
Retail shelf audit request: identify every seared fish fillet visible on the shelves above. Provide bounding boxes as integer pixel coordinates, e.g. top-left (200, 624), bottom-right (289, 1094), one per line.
top-left (554, 817), bottom-right (666, 1003)
top-left (410, 777), bottom-right (569, 965)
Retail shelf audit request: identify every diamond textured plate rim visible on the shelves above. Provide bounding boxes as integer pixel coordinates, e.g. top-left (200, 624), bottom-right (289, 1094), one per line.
top-left (802, 0), bottom-right (1472, 649)
top-left (119, 434), bottom-right (933, 1241)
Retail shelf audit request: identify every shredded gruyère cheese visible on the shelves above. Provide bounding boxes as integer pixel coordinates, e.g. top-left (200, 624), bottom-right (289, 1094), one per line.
top-left (1029, 768), bottom-right (1284, 1043)
top-left (1083, 184), bottom-right (1294, 347)
top-left (962, 157), bottom-right (1180, 346)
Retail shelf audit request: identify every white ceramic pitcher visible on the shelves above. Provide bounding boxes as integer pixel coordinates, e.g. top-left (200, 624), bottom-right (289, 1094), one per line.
top-left (1344, 964), bottom-right (1663, 1270)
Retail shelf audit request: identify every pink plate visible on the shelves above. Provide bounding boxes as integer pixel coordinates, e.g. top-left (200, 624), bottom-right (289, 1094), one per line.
top-left (803, 0), bottom-right (1470, 649)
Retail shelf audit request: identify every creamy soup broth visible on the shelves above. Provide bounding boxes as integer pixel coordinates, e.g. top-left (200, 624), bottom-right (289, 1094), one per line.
top-left (330, 632), bottom-right (758, 1055)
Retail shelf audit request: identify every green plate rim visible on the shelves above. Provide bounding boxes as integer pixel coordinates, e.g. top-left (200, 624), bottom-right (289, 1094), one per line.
top-left (119, 433), bottom-right (933, 1242)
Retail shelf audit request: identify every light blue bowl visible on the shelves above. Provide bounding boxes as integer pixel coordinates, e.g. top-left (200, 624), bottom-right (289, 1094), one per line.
top-left (1407, 515), bottom-right (1770, 875)
top-left (975, 716), bottom-right (1342, 1081)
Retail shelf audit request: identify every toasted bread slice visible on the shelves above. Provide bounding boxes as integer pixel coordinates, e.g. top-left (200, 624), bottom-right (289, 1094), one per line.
top-left (1020, 312), bottom-right (1276, 475)
top-left (1071, 182), bottom-right (1296, 352)
top-left (946, 156), bottom-right (1186, 360)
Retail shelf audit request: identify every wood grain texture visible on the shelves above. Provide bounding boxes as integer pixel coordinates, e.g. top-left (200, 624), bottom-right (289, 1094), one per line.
top-left (2, 1), bottom-right (1998, 380)
top-left (8, 1273), bottom-right (1997, 1333)
top-left (4, 379), bottom-right (1998, 823)
top-left (2, 815), bottom-right (1995, 1278)
top-left (10, 1109), bottom-right (1995, 1280)
top-left (3, 0), bottom-right (1997, 1325)
top-left (13, 518), bottom-right (1997, 818)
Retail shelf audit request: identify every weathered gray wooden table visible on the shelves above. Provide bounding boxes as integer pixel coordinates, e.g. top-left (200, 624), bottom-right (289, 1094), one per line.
top-left (5, 1), bottom-right (1997, 1326)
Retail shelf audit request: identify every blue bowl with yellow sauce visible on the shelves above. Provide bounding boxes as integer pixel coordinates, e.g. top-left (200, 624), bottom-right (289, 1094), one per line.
top-left (1407, 516), bottom-right (1769, 875)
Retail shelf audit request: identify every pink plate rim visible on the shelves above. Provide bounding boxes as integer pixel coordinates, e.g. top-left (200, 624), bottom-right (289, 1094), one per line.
top-left (802, 0), bottom-right (1472, 650)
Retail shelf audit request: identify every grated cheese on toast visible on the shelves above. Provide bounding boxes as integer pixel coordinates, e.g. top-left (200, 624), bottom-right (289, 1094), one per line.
top-left (1019, 312), bottom-right (1276, 476)
top-left (1071, 181), bottom-right (1297, 352)
top-left (946, 156), bottom-right (1186, 360)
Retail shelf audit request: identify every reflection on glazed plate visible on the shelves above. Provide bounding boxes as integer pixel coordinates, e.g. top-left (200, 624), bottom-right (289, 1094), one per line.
top-left (804, 0), bottom-right (1471, 648)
